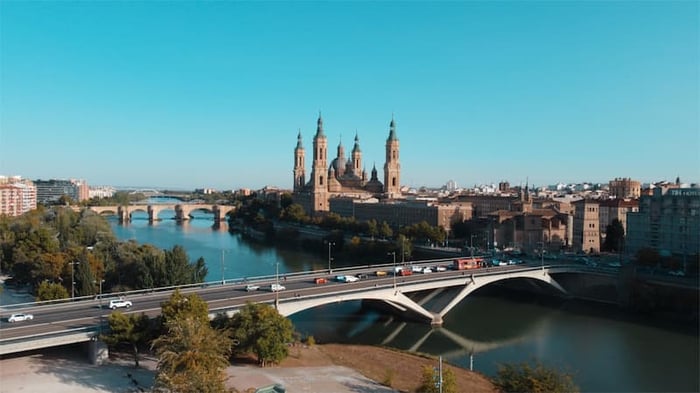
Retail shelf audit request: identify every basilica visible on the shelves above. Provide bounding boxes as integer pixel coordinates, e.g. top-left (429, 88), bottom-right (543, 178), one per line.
top-left (292, 114), bottom-right (401, 215)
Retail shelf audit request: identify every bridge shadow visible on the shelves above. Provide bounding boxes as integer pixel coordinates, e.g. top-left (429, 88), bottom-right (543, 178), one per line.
top-left (15, 344), bottom-right (155, 392)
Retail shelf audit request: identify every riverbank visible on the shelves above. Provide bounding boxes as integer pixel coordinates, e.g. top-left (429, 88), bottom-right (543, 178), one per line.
top-left (0, 343), bottom-right (497, 393)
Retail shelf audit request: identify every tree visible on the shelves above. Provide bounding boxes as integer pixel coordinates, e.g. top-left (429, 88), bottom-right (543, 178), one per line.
top-left (102, 312), bottom-right (153, 367)
top-left (152, 292), bottom-right (232, 393)
top-left (228, 302), bottom-right (294, 367)
top-left (493, 361), bottom-right (579, 393)
top-left (159, 289), bottom-right (210, 330)
top-left (603, 219), bottom-right (625, 252)
top-left (35, 281), bottom-right (69, 301)
top-left (417, 364), bottom-right (457, 393)
top-left (379, 221), bottom-right (393, 239)
top-left (152, 316), bottom-right (231, 393)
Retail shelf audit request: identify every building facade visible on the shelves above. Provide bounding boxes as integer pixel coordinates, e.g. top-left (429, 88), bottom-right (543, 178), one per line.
top-left (572, 199), bottom-right (601, 253)
top-left (609, 177), bottom-right (641, 199)
top-left (626, 187), bottom-right (700, 257)
top-left (0, 177), bottom-right (36, 217)
top-left (34, 179), bottom-right (89, 204)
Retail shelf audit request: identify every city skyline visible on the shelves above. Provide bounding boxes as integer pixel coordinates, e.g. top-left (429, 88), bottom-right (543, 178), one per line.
top-left (1, 2), bottom-right (698, 191)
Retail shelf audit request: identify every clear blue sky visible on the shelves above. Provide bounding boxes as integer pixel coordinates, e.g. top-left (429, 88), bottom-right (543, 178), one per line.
top-left (1, 1), bottom-right (698, 191)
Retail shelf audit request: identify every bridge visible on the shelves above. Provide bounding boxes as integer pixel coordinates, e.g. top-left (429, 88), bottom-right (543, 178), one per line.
top-left (85, 204), bottom-right (236, 223)
top-left (0, 260), bottom-right (624, 356)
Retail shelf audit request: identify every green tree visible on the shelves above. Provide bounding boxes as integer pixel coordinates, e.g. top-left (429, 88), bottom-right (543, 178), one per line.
top-left (152, 292), bottom-right (231, 393)
top-left (160, 289), bottom-right (210, 330)
top-left (493, 361), bottom-right (579, 393)
top-left (35, 281), bottom-right (69, 301)
top-left (417, 364), bottom-right (457, 393)
top-left (603, 218), bottom-right (625, 253)
top-left (379, 221), bottom-right (393, 239)
top-left (229, 302), bottom-right (294, 367)
top-left (102, 312), bottom-right (153, 367)
top-left (396, 234), bottom-right (413, 261)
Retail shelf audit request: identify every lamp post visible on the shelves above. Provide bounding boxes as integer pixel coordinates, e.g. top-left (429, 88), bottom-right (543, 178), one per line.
top-left (221, 249), bottom-right (226, 285)
top-left (275, 262), bottom-right (280, 309)
top-left (539, 241), bottom-right (545, 271)
top-left (388, 251), bottom-right (396, 290)
top-left (96, 279), bottom-right (105, 334)
top-left (470, 234), bottom-right (476, 257)
top-left (70, 261), bottom-right (80, 299)
top-left (327, 241), bottom-right (335, 274)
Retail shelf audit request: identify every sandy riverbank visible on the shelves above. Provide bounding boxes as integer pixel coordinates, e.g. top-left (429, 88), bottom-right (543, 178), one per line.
top-left (0, 344), bottom-right (497, 393)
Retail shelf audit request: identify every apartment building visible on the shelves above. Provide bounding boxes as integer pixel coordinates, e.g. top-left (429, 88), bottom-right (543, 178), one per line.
top-left (599, 198), bottom-right (639, 236)
top-left (626, 187), bottom-right (700, 257)
top-left (0, 177), bottom-right (37, 216)
top-left (34, 179), bottom-right (89, 204)
top-left (609, 177), bottom-right (641, 199)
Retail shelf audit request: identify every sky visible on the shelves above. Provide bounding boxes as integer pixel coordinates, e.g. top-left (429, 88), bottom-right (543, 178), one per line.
top-left (1, 1), bottom-right (698, 191)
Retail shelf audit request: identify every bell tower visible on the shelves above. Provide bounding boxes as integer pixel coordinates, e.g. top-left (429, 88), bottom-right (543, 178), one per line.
top-left (311, 113), bottom-right (329, 212)
top-left (383, 116), bottom-right (401, 198)
top-left (293, 130), bottom-right (305, 192)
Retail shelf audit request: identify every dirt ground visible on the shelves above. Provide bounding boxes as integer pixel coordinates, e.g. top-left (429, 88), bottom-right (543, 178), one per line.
top-left (278, 344), bottom-right (498, 393)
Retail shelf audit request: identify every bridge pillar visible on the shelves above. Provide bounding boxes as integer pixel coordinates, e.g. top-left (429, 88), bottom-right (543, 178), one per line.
top-left (213, 206), bottom-right (222, 222)
top-left (87, 339), bottom-right (109, 365)
top-left (117, 206), bottom-right (129, 223)
top-left (147, 205), bottom-right (156, 222)
top-left (430, 313), bottom-right (444, 327)
top-left (175, 205), bottom-right (185, 221)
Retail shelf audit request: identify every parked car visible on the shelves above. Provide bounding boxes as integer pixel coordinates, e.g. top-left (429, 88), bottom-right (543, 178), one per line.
top-left (109, 299), bottom-right (133, 310)
top-left (245, 284), bottom-right (260, 292)
top-left (270, 284), bottom-right (286, 292)
top-left (8, 313), bottom-right (33, 323)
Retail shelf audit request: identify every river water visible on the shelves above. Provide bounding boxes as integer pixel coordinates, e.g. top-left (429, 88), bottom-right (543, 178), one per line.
top-left (110, 206), bottom-right (699, 392)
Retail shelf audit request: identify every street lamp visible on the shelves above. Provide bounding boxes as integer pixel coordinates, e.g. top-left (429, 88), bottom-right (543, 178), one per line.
top-left (221, 249), bottom-right (227, 285)
top-left (388, 252), bottom-right (396, 290)
top-left (70, 261), bottom-right (80, 299)
top-left (95, 279), bottom-right (105, 333)
top-left (538, 241), bottom-right (545, 271)
top-left (275, 262), bottom-right (280, 309)
top-left (327, 241), bottom-right (335, 274)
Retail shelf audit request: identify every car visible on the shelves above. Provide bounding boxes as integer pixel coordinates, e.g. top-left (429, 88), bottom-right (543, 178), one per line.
top-left (109, 299), bottom-right (132, 310)
top-left (270, 284), bottom-right (286, 292)
top-left (375, 270), bottom-right (388, 276)
top-left (344, 275), bottom-right (360, 282)
top-left (8, 313), bottom-right (33, 323)
top-left (421, 267), bottom-right (432, 274)
top-left (245, 284), bottom-right (260, 292)
top-left (433, 266), bottom-right (447, 272)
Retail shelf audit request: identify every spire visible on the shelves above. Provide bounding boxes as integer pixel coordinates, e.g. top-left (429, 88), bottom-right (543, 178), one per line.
top-left (315, 112), bottom-right (325, 137)
top-left (352, 130), bottom-right (361, 153)
top-left (296, 129), bottom-right (303, 149)
top-left (388, 116), bottom-right (398, 141)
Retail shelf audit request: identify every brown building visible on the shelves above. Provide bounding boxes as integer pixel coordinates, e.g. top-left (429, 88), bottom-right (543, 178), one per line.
top-left (0, 177), bottom-right (37, 217)
top-left (598, 198), bottom-right (639, 236)
top-left (573, 199), bottom-right (600, 253)
top-left (608, 177), bottom-right (641, 199)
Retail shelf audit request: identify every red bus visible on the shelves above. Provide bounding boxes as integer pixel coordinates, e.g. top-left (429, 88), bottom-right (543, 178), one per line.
top-left (452, 257), bottom-right (483, 270)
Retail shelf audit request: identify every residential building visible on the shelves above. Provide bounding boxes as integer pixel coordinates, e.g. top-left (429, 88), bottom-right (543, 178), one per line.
top-left (34, 179), bottom-right (86, 204)
top-left (0, 177), bottom-right (36, 216)
top-left (626, 187), bottom-right (700, 257)
top-left (599, 198), bottom-right (639, 237)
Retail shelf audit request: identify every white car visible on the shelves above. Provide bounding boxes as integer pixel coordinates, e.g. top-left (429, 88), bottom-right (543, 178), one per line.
top-left (245, 284), bottom-right (260, 292)
top-left (344, 275), bottom-right (360, 282)
top-left (270, 284), bottom-right (286, 292)
top-left (109, 299), bottom-right (133, 310)
top-left (8, 313), bottom-right (33, 323)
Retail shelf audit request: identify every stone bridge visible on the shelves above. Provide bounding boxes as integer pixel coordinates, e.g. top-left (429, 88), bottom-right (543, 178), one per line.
top-left (85, 204), bottom-right (236, 222)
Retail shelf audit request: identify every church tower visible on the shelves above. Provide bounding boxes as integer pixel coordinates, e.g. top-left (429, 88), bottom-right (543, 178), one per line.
top-left (351, 132), bottom-right (362, 177)
top-left (311, 113), bottom-right (329, 211)
top-left (335, 138), bottom-right (346, 178)
top-left (383, 117), bottom-right (401, 198)
top-left (293, 130), bottom-right (305, 192)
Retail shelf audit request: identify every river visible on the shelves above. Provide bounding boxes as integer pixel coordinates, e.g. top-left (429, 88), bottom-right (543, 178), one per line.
top-left (110, 206), bottom-right (699, 392)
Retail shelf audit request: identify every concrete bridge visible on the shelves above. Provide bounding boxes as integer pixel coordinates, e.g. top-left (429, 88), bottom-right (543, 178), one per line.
top-left (86, 204), bottom-right (236, 223)
top-left (1, 263), bottom-right (593, 357)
